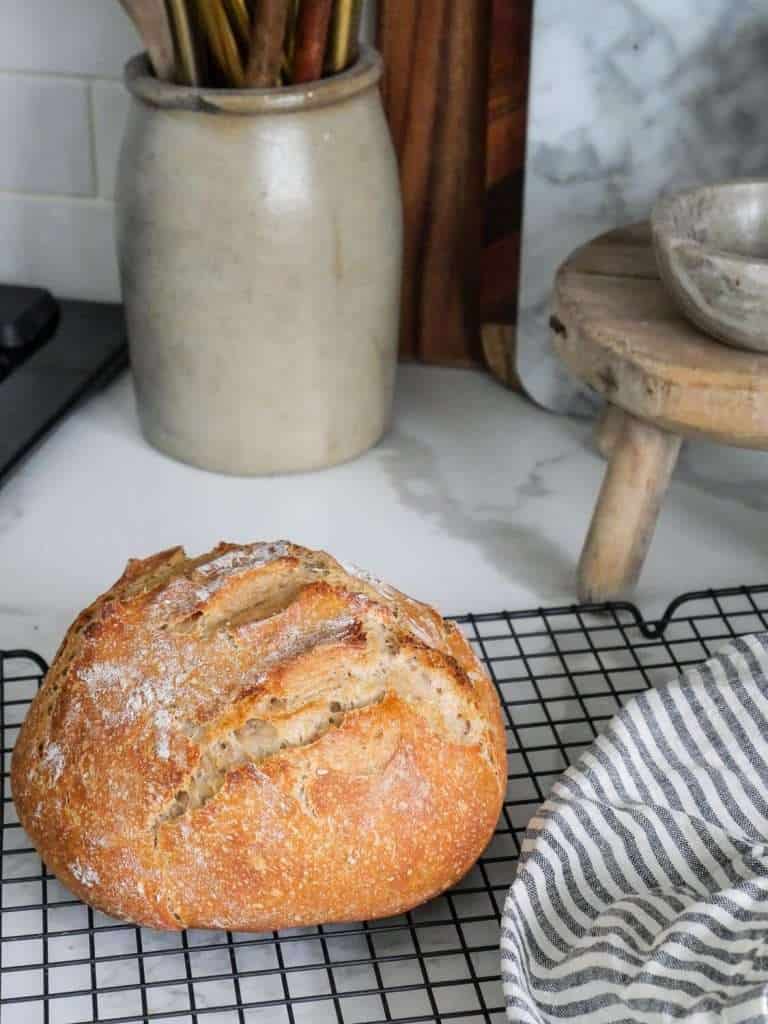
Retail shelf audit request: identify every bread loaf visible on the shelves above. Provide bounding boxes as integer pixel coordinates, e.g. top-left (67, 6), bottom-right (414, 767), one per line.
top-left (12, 541), bottom-right (506, 931)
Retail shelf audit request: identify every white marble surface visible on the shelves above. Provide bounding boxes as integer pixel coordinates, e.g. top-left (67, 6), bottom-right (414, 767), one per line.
top-left (2, 365), bottom-right (768, 662)
top-left (4, 364), bottom-right (768, 1023)
top-left (518, 0), bottom-right (768, 410)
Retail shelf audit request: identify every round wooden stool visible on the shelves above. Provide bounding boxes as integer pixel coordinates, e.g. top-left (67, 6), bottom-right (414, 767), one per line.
top-left (553, 222), bottom-right (768, 603)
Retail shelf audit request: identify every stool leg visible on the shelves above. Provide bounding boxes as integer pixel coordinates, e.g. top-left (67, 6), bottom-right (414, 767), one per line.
top-left (594, 404), bottom-right (625, 459)
top-left (578, 413), bottom-right (681, 603)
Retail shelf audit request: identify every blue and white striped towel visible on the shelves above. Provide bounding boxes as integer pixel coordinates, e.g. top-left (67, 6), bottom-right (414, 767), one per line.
top-left (501, 633), bottom-right (768, 1023)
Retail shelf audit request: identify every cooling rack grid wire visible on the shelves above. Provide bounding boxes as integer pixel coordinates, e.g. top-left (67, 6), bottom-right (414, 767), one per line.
top-left (3, 583), bottom-right (768, 1024)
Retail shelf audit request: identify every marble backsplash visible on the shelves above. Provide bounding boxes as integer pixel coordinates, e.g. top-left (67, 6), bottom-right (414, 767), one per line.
top-left (518, 0), bottom-right (768, 409)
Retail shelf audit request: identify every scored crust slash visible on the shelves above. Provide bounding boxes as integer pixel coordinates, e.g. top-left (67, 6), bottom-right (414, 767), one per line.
top-left (11, 540), bottom-right (506, 931)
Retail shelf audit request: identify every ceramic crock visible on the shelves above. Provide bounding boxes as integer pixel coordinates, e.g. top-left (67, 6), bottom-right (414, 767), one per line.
top-left (116, 47), bottom-right (402, 474)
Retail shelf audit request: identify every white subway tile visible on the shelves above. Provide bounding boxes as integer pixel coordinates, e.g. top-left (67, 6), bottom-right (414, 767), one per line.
top-left (0, 195), bottom-right (120, 302)
top-left (0, 0), bottom-right (140, 78)
top-left (0, 74), bottom-right (93, 195)
top-left (91, 81), bottom-right (131, 199)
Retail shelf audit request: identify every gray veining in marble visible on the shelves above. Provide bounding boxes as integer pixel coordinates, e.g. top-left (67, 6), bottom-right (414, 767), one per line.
top-left (2, 365), bottom-right (768, 668)
top-left (376, 426), bottom-right (581, 599)
top-left (518, 0), bottom-right (768, 410)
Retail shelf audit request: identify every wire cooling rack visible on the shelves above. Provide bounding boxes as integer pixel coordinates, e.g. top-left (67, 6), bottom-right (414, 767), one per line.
top-left (3, 583), bottom-right (768, 1024)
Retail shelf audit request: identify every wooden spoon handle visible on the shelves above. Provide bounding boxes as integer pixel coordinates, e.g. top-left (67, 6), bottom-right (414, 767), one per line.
top-left (223, 0), bottom-right (250, 45)
top-left (195, 0), bottom-right (246, 86)
top-left (284, 0), bottom-right (301, 66)
top-left (245, 0), bottom-right (291, 87)
top-left (291, 0), bottom-right (333, 84)
top-left (326, 0), bottom-right (362, 74)
top-left (119, 0), bottom-right (176, 80)
top-left (165, 0), bottom-right (200, 85)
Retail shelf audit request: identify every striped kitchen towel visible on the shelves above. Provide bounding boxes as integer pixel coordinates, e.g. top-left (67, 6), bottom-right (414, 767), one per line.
top-left (501, 632), bottom-right (768, 1024)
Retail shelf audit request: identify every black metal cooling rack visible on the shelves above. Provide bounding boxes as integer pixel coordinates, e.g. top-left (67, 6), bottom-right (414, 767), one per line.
top-left (3, 583), bottom-right (768, 1024)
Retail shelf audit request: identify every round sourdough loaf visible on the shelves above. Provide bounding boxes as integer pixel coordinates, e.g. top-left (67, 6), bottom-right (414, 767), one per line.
top-left (12, 542), bottom-right (506, 931)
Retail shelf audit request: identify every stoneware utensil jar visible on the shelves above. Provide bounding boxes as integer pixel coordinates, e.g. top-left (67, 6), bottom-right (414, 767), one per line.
top-left (116, 47), bottom-right (402, 474)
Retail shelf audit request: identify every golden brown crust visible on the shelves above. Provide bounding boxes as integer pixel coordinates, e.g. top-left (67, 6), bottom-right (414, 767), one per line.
top-left (12, 541), bottom-right (506, 930)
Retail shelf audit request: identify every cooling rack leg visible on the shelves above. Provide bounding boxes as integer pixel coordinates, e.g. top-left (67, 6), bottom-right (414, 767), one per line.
top-left (578, 412), bottom-right (682, 602)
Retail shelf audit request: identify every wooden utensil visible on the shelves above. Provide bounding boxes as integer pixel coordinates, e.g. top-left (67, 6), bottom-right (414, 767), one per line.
top-left (245, 0), bottom-right (291, 86)
top-left (195, 0), bottom-right (245, 86)
top-left (223, 0), bottom-right (250, 46)
top-left (284, 0), bottom-right (301, 67)
top-left (119, 0), bottom-right (176, 80)
top-left (291, 0), bottom-right (333, 83)
top-left (326, 0), bottom-right (362, 74)
top-left (166, 0), bottom-right (200, 85)
top-left (377, 0), bottom-right (491, 366)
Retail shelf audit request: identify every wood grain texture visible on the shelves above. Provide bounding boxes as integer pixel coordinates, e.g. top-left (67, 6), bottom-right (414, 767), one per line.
top-left (166, 0), bottom-right (200, 85)
top-left (245, 0), bottom-right (290, 86)
top-left (325, 0), bottom-right (363, 74)
top-left (291, 0), bottom-right (333, 83)
top-left (481, 0), bottom-right (532, 328)
top-left (578, 415), bottom-right (681, 603)
top-left (594, 404), bottom-right (625, 459)
top-left (553, 223), bottom-right (768, 449)
top-left (195, 0), bottom-right (245, 86)
top-left (481, 323), bottom-right (522, 390)
top-left (378, 0), bottom-right (491, 365)
top-left (119, 0), bottom-right (176, 80)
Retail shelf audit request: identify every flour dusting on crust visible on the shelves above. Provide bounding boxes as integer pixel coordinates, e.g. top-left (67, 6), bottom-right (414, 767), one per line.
top-left (41, 742), bottom-right (64, 783)
top-left (70, 859), bottom-right (100, 887)
top-left (340, 561), bottom-right (395, 596)
top-left (79, 661), bottom-right (123, 694)
top-left (154, 709), bottom-right (171, 759)
top-left (198, 541), bottom-right (290, 578)
top-left (150, 542), bottom-right (293, 616)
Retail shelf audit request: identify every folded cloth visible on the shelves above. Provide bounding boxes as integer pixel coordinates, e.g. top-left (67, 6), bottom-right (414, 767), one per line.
top-left (501, 633), bottom-right (768, 1024)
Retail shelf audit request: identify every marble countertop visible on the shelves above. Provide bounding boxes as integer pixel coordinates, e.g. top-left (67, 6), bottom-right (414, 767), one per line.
top-left (3, 363), bottom-right (768, 1024)
top-left (2, 364), bottom-right (767, 662)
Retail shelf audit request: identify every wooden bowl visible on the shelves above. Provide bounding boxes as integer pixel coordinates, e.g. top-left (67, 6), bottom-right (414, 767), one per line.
top-left (652, 180), bottom-right (768, 352)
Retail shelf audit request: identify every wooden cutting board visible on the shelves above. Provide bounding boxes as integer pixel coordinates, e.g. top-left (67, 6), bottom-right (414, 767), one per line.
top-left (481, 0), bottom-right (532, 389)
top-left (377, 0), bottom-right (491, 366)
top-left (377, 0), bottom-right (532, 374)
